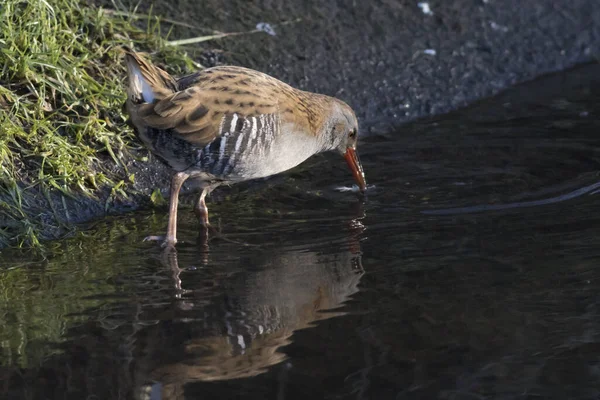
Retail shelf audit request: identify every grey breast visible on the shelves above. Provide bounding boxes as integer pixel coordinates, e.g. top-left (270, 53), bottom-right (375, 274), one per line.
top-left (198, 113), bottom-right (280, 180)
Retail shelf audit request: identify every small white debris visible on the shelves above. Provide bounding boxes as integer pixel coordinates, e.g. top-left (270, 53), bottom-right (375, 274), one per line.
top-left (490, 21), bottom-right (508, 32)
top-left (423, 49), bottom-right (436, 56)
top-left (256, 22), bottom-right (276, 36)
top-left (41, 100), bottom-right (53, 112)
top-left (417, 2), bottom-right (433, 15)
top-left (237, 335), bottom-right (246, 350)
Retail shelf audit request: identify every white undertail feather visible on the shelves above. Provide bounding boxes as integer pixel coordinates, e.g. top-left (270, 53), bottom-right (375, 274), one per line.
top-left (126, 61), bottom-right (155, 103)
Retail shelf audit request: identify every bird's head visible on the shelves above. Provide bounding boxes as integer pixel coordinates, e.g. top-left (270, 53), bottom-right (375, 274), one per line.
top-left (324, 99), bottom-right (367, 193)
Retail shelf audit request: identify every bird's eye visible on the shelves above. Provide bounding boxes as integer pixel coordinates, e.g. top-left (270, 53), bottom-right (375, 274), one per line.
top-left (349, 129), bottom-right (357, 139)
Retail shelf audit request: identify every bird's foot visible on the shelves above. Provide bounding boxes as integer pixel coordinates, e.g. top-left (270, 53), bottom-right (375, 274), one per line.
top-left (143, 235), bottom-right (177, 249)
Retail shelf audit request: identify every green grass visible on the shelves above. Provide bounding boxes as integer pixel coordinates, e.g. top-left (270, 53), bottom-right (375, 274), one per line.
top-left (0, 0), bottom-right (201, 248)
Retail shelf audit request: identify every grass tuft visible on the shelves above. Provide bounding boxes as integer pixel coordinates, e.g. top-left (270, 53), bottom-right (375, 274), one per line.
top-left (0, 0), bottom-right (200, 248)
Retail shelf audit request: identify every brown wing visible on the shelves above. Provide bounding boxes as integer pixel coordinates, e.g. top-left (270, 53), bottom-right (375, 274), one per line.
top-left (134, 66), bottom-right (287, 147)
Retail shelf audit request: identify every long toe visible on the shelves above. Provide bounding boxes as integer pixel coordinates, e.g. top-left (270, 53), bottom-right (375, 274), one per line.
top-left (143, 235), bottom-right (177, 248)
top-left (161, 238), bottom-right (177, 249)
top-left (143, 235), bottom-right (165, 242)
top-left (207, 223), bottom-right (220, 235)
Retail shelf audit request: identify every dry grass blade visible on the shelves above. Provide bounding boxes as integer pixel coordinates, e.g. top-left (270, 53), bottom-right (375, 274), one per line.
top-left (166, 18), bottom-right (302, 46)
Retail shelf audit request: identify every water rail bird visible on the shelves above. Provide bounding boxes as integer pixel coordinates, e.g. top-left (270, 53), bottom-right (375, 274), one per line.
top-left (123, 47), bottom-right (366, 247)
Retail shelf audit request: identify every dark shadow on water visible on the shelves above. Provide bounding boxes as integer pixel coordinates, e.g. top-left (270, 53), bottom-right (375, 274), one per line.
top-left (2, 63), bottom-right (600, 399)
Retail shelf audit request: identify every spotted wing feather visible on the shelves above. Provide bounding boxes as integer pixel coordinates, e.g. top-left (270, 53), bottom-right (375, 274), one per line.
top-left (135, 67), bottom-right (281, 149)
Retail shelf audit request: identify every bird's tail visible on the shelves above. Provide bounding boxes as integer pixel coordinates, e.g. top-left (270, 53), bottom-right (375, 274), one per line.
top-left (122, 46), bottom-right (177, 104)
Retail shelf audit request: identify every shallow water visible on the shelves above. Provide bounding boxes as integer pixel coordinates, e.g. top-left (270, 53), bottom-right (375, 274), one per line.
top-left (2, 63), bottom-right (600, 399)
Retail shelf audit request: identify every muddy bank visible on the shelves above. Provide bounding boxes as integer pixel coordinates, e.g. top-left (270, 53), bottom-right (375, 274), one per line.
top-left (5, 0), bottom-right (600, 246)
top-left (116, 0), bottom-right (599, 132)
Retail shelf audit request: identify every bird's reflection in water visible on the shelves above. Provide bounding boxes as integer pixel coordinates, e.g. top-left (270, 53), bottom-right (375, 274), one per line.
top-left (134, 212), bottom-right (365, 399)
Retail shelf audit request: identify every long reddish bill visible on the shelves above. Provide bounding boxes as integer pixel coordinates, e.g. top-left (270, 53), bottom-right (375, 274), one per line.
top-left (344, 148), bottom-right (367, 192)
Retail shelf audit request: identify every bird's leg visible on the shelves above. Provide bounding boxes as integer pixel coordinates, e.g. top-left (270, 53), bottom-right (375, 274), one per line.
top-left (194, 187), bottom-right (212, 257)
top-left (193, 187), bottom-right (224, 238)
top-left (193, 187), bottom-right (211, 228)
top-left (193, 186), bottom-right (258, 247)
top-left (144, 171), bottom-right (190, 247)
top-left (164, 172), bottom-right (190, 246)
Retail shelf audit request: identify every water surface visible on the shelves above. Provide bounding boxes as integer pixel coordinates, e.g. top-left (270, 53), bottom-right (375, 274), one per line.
top-left (2, 63), bottom-right (600, 399)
